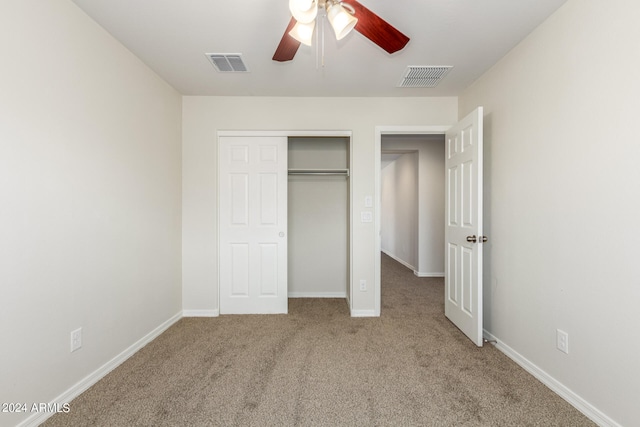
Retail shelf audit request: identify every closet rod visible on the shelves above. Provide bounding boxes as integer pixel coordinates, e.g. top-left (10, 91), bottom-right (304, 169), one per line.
top-left (288, 169), bottom-right (349, 177)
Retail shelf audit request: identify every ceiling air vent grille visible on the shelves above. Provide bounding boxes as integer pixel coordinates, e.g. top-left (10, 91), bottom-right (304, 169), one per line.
top-left (206, 53), bottom-right (249, 72)
top-left (398, 66), bottom-right (452, 88)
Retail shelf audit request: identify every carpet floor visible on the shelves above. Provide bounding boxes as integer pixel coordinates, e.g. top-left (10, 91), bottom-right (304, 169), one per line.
top-left (44, 254), bottom-right (593, 426)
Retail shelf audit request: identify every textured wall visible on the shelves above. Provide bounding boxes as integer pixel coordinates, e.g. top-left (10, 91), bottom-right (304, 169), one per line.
top-left (0, 2), bottom-right (182, 425)
top-left (459, 1), bottom-right (640, 425)
top-left (182, 96), bottom-right (457, 315)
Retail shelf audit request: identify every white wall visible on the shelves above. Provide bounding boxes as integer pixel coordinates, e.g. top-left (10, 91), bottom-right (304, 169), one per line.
top-left (381, 136), bottom-right (445, 276)
top-left (0, 2), bottom-right (182, 426)
top-left (381, 153), bottom-right (418, 269)
top-left (380, 158), bottom-right (398, 261)
top-left (459, 0), bottom-right (640, 425)
top-left (182, 97), bottom-right (457, 315)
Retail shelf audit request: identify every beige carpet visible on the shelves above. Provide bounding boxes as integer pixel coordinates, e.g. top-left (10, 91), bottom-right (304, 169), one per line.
top-left (44, 254), bottom-right (593, 426)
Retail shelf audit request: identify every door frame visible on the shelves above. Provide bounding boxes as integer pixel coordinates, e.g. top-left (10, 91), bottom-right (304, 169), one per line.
top-left (374, 126), bottom-right (450, 316)
top-left (217, 130), bottom-right (353, 314)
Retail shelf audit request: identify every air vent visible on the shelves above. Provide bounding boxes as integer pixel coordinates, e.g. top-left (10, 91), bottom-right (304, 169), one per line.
top-left (398, 66), bottom-right (452, 88)
top-left (206, 53), bottom-right (249, 72)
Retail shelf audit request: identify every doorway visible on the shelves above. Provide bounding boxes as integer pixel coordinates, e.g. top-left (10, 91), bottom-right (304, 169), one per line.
top-left (381, 150), bottom-right (418, 270)
top-left (374, 126), bottom-right (449, 315)
top-left (375, 107), bottom-right (485, 346)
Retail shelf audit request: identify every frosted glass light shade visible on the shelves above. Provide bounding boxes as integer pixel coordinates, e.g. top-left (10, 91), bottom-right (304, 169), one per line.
top-left (289, 0), bottom-right (318, 24)
top-left (326, 3), bottom-right (358, 40)
top-left (289, 20), bottom-right (315, 46)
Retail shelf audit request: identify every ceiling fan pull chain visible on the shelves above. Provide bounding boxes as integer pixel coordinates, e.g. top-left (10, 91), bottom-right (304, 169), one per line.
top-left (317, 13), bottom-right (325, 68)
top-left (321, 14), bottom-right (325, 67)
top-left (315, 13), bottom-right (325, 69)
top-left (315, 16), bottom-right (319, 69)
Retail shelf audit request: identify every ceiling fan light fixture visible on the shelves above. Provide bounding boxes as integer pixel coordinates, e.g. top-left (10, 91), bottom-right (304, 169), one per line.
top-left (289, 0), bottom-right (318, 24)
top-left (273, 0), bottom-right (410, 62)
top-left (326, 2), bottom-right (358, 40)
top-left (289, 20), bottom-right (315, 46)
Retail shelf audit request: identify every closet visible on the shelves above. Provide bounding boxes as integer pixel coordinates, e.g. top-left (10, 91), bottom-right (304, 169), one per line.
top-left (217, 131), bottom-right (351, 314)
top-left (287, 136), bottom-right (350, 300)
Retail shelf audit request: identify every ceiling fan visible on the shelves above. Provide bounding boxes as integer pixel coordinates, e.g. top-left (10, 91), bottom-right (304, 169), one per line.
top-left (273, 0), bottom-right (410, 62)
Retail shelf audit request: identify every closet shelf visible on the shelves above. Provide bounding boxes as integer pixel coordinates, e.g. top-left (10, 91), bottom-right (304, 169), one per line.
top-left (288, 168), bottom-right (349, 177)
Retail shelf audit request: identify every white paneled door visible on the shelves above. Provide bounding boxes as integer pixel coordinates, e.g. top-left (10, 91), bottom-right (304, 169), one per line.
top-left (445, 107), bottom-right (484, 346)
top-left (219, 135), bottom-right (288, 314)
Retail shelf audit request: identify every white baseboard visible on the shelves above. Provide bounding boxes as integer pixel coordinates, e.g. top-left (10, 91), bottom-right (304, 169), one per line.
top-left (413, 271), bottom-right (445, 278)
top-left (350, 309), bottom-right (377, 317)
top-left (381, 250), bottom-right (415, 271)
top-left (288, 292), bottom-right (347, 298)
top-left (483, 330), bottom-right (621, 427)
top-left (382, 250), bottom-right (443, 278)
top-left (17, 312), bottom-right (182, 427)
top-left (182, 309), bottom-right (219, 317)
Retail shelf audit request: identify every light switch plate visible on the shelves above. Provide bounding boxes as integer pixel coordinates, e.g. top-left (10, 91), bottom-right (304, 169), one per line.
top-left (361, 211), bottom-right (373, 223)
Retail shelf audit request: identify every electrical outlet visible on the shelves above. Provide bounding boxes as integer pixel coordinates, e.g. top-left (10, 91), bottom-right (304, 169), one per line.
top-left (71, 328), bottom-right (82, 352)
top-left (556, 329), bottom-right (569, 354)
top-left (359, 279), bottom-right (367, 291)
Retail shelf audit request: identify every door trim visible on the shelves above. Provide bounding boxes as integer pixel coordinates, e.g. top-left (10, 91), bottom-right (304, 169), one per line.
top-left (374, 126), bottom-right (450, 316)
top-left (217, 130), bottom-right (353, 314)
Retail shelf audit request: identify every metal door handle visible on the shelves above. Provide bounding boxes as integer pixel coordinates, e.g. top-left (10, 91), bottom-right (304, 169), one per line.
top-left (466, 235), bottom-right (477, 243)
top-left (481, 236), bottom-right (488, 243)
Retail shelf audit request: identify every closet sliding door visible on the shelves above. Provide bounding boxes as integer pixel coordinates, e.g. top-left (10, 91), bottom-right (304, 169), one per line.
top-left (218, 134), bottom-right (288, 314)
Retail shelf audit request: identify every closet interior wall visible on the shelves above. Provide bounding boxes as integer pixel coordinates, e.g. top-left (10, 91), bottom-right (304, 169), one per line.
top-left (287, 137), bottom-right (350, 298)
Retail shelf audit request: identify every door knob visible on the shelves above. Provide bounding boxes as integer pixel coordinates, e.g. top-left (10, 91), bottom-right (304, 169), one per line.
top-left (481, 236), bottom-right (488, 243)
top-left (466, 235), bottom-right (477, 243)
top-left (279, 231), bottom-right (285, 237)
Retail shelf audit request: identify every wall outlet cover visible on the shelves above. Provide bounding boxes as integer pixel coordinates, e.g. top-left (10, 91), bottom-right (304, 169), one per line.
top-left (556, 329), bottom-right (569, 354)
top-left (71, 328), bottom-right (82, 352)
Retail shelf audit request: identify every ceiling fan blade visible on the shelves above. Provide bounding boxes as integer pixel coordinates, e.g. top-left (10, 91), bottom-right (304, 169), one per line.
top-left (349, 0), bottom-right (410, 54)
top-left (273, 17), bottom-right (301, 62)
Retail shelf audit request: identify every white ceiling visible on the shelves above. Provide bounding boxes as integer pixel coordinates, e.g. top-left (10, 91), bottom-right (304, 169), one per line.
top-left (71, 0), bottom-right (568, 97)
